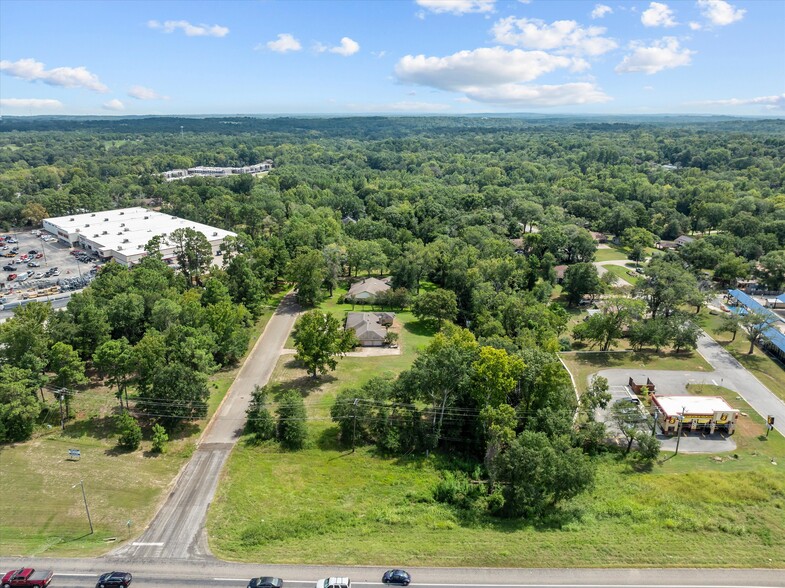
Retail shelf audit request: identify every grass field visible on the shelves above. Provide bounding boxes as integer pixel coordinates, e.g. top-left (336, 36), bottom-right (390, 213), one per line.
top-left (0, 293), bottom-right (285, 557)
top-left (594, 247), bottom-right (629, 262)
top-left (602, 263), bottom-right (643, 286)
top-left (700, 311), bottom-right (785, 402)
top-left (208, 415), bottom-right (785, 567)
top-left (560, 351), bottom-right (712, 393)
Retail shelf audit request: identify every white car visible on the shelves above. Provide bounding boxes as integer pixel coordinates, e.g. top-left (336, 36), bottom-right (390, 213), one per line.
top-left (316, 578), bottom-right (351, 588)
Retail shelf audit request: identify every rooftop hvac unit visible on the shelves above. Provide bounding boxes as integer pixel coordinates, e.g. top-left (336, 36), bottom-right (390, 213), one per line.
top-left (69, 218), bottom-right (74, 221)
top-left (124, 227), bottom-right (130, 232)
top-left (85, 223), bottom-right (90, 227)
top-left (94, 234), bottom-right (99, 238)
top-left (103, 231), bottom-right (108, 235)
top-left (117, 232), bottom-right (123, 235)
top-left (123, 238), bottom-right (130, 243)
top-left (120, 223), bottom-right (125, 227)
top-left (104, 218), bottom-right (109, 221)
top-left (213, 231), bottom-right (218, 236)
top-left (117, 246), bottom-right (123, 250)
top-left (120, 211), bottom-right (125, 215)
top-left (91, 213), bottom-right (96, 217)
top-left (144, 216), bottom-right (149, 219)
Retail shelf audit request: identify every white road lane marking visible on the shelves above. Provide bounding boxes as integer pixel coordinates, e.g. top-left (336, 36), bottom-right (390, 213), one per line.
top-left (131, 541), bottom-right (165, 546)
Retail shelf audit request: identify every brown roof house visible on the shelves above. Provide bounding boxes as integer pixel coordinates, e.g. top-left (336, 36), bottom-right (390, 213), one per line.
top-left (345, 312), bottom-right (395, 347)
top-left (345, 277), bottom-right (391, 302)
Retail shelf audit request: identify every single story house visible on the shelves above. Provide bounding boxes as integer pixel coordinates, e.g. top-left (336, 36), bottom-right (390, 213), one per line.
top-left (345, 277), bottom-right (391, 301)
top-left (653, 394), bottom-right (739, 435)
top-left (657, 235), bottom-right (694, 250)
top-left (345, 312), bottom-right (395, 347)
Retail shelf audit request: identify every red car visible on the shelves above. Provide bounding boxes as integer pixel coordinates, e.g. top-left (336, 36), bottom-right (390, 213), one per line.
top-left (7, 273), bottom-right (17, 281)
top-left (1, 567), bottom-right (53, 587)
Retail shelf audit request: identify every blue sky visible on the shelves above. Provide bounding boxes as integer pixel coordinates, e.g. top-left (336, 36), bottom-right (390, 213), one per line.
top-left (0, 0), bottom-right (783, 116)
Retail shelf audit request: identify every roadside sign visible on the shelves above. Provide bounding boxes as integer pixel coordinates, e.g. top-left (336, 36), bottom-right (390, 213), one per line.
top-left (68, 448), bottom-right (81, 460)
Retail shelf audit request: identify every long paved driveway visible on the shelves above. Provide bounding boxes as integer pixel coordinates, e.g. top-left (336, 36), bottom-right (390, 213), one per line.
top-left (110, 294), bottom-right (300, 561)
top-left (696, 333), bottom-right (785, 435)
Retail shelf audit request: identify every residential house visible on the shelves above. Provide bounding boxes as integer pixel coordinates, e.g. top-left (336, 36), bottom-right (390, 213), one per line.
top-left (345, 312), bottom-right (395, 347)
top-left (345, 277), bottom-right (391, 301)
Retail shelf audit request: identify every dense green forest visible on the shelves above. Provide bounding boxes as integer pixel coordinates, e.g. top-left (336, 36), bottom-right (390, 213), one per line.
top-left (2, 115), bottom-right (785, 517)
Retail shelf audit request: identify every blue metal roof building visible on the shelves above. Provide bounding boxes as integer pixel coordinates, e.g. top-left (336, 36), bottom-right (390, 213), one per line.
top-left (727, 289), bottom-right (785, 362)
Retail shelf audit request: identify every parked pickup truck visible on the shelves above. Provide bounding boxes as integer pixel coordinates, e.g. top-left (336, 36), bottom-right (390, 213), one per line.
top-left (1, 568), bottom-right (54, 587)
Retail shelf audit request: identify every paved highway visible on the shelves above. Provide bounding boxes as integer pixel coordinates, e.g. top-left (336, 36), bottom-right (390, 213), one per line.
top-left (110, 294), bottom-right (300, 561)
top-left (2, 558), bottom-right (783, 588)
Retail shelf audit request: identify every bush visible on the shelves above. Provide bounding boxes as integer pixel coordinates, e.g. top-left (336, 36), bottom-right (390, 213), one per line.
top-left (635, 431), bottom-right (660, 462)
top-left (151, 423), bottom-right (169, 453)
top-left (432, 470), bottom-right (485, 509)
top-left (277, 390), bottom-right (307, 450)
top-left (116, 412), bottom-right (142, 450)
top-left (246, 386), bottom-right (276, 442)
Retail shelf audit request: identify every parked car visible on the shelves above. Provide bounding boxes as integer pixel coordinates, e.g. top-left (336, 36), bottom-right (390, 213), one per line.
top-left (1, 567), bottom-right (53, 587)
top-left (248, 577), bottom-right (283, 588)
top-left (96, 571), bottom-right (132, 587)
top-left (27, 262), bottom-right (40, 267)
top-left (3, 265), bottom-right (16, 271)
top-left (34, 272), bottom-right (44, 279)
top-left (17, 274), bottom-right (28, 282)
top-left (7, 274), bottom-right (17, 281)
top-left (382, 570), bottom-right (411, 586)
top-left (35, 253), bottom-right (44, 259)
top-left (28, 249), bottom-right (38, 255)
top-left (316, 578), bottom-right (351, 588)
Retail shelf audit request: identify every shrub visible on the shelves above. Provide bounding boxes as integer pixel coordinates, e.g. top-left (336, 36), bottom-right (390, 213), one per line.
top-left (246, 385), bottom-right (276, 442)
top-left (116, 412), bottom-right (142, 450)
top-left (151, 423), bottom-right (169, 453)
top-left (277, 390), bottom-right (307, 450)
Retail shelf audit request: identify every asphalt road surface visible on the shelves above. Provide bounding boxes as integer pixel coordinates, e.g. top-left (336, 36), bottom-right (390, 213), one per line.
top-left (1, 558), bottom-right (783, 588)
top-left (109, 294), bottom-right (300, 561)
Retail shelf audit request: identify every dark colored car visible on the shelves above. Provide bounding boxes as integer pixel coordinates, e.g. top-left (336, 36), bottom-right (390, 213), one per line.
top-left (28, 250), bottom-right (38, 255)
top-left (3, 265), bottom-right (16, 271)
top-left (248, 577), bottom-right (283, 588)
top-left (382, 570), bottom-right (411, 586)
top-left (97, 571), bottom-right (132, 587)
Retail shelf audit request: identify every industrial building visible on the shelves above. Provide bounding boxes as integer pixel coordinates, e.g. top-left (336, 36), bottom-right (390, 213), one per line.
top-left (653, 394), bottom-right (739, 435)
top-left (161, 160), bottom-right (273, 181)
top-left (42, 207), bottom-right (235, 266)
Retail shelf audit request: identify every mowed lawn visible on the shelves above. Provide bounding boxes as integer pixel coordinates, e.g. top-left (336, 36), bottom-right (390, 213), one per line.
top-left (560, 351), bottom-right (712, 393)
top-left (0, 296), bottom-right (284, 557)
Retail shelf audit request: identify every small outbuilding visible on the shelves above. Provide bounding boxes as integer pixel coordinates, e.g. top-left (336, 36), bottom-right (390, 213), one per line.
top-left (652, 394), bottom-right (739, 435)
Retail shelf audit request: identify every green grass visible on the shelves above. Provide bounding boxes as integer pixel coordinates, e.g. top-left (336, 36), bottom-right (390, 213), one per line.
top-left (0, 293), bottom-right (285, 557)
top-left (594, 247), bottom-right (629, 262)
top-left (603, 264), bottom-right (643, 286)
top-left (208, 430), bottom-right (785, 567)
top-left (560, 350), bottom-right (712, 393)
top-left (700, 311), bottom-right (785, 403)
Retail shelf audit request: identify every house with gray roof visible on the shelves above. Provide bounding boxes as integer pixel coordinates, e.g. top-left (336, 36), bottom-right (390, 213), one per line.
top-left (345, 277), bottom-right (391, 301)
top-left (345, 312), bottom-right (395, 346)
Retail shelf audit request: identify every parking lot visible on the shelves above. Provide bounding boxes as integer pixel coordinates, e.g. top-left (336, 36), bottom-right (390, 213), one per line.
top-left (0, 228), bottom-right (101, 312)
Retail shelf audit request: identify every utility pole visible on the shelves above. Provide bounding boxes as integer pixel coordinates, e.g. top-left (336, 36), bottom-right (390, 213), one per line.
top-left (56, 388), bottom-right (66, 431)
top-left (351, 398), bottom-right (358, 453)
top-left (73, 479), bottom-right (93, 534)
top-left (674, 406), bottom-right (686, 456)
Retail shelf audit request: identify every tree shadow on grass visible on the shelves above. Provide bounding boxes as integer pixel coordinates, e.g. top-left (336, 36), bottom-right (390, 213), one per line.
top-left (317, 426), bottom-right (343, 451)
top-left (403, 320), bottom-right (437, 338)
top-left (62, 415), bottom-right (115, 440)
top-left (269, 373), bottom-right (336, 400)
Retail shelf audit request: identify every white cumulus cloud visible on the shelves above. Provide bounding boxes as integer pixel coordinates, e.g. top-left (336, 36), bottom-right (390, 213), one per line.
top-left (415, 0), bottom-right (495, 15)
top-left (0, 58), bottom-right (108, 93)
top-left (265, 33), bottom-right (302, 53)
top-left (641, 2), bottom-right (677, 27)
top-left (491, 17), bottom-right (617, 56)
top-left (147, 19), bottom-right (229, 37)
top-left (103, 99), bottom-right (125, 111)
top-left (591, 4), bottom-right (613, 19)
top-left (697, 0), bottom-right (745, 26)
top-left (695, 94), bottom-right (785, 109)
top-left (462, 82), bottom-right (611, 107)
top-left (395, 47), bottom-right (575, 89)
top-left (128, 85), bottom-right (167, 100)
top-left (689, 21), bottom-right (703, 30)
top-left (615, 37), bottom-right (694, 74)
top-left (317, 37), bottom-right (360, 56)
top-left (0, 98), bottom-right (63, 110)
top-left (394, 47), bottom-right (610, 107)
